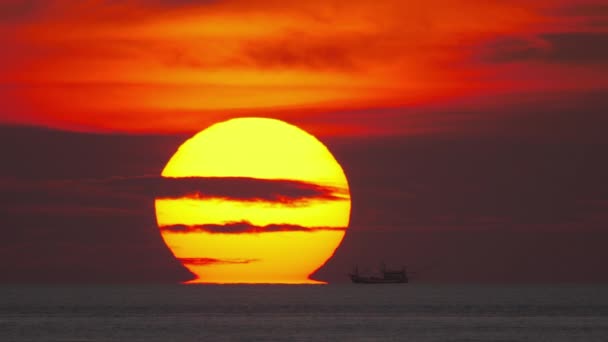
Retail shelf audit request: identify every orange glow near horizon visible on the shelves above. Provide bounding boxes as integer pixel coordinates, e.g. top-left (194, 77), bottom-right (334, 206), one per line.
top-left (155, 117), bottom-right (351, 284)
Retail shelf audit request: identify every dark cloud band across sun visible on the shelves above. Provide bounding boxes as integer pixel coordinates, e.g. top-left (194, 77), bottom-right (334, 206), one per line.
top-left (0, 175), bottom-right (348, 214)
top-left (109, 175), bottom-right (349, 209)
top-left (159, 221), bottom-right (347, 234)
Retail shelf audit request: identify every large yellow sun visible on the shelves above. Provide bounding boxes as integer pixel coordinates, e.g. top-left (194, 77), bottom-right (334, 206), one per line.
top-left (155, 117), bottom-right (351, 284)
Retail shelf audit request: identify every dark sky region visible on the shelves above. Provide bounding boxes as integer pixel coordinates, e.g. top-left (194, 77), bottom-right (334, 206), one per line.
top-left (1, 98), bottom-right (607, 283)
top-left (1, 0), bottom-right (608, 283)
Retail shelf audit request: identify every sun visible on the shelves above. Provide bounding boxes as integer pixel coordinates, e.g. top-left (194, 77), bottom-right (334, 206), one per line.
top-left (154, 117), bottom-right (351, 284)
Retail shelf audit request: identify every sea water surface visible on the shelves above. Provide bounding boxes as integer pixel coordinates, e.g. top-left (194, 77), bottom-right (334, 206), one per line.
top-left (1, 284), bottom-right (607, 341)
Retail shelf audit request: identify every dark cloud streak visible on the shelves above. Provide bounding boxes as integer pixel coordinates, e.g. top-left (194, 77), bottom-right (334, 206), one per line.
top-left (178, 257), bottom-right (258, 266)
top-left (479, 33), bottom-right (608, 64)
top-left (0, 173), bottom-right (348, 217)
top-left (238, 36), bottom-right (357, 71)
top-left (160, 221), bottom-right (346, 234)
top-left (120, 176), bottom-right (348, 203)
top-left (547, 3), bottom-right (608, 18)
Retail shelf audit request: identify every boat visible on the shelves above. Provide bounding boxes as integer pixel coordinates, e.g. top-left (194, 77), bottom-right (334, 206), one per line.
top-left (349, 263), bottom-right (409, 284)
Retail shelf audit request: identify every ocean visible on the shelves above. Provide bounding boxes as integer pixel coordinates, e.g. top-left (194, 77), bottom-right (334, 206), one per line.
top-left (1, 284), bottom-right (607, 341)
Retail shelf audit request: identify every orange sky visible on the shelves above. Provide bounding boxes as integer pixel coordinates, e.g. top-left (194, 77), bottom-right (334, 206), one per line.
top-left (1, 0), bottom-right (607, 135)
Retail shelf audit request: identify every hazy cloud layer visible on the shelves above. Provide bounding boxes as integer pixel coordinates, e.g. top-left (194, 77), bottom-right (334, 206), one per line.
top-left (3, 1), bottom-right (608, 133)
top-left (2, 126), bottom-right (608, 283)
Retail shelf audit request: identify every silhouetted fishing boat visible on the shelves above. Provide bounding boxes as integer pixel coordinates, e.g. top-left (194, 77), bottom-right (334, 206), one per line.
top-left (349, 263), bottom-right (408, 284)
